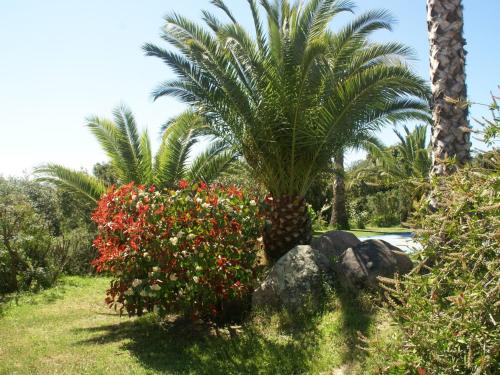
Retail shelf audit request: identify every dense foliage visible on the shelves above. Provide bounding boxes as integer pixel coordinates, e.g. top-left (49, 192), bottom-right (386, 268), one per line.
top-left (92, 181), bottom-right (263, 323)
top-left (346, 125), bottom-right (431, 228)
top-left (380, 165), bottom-right (499, 374)
top-left (0, 178), bottom-right (95, 295)
top-left (348, 187), bottom-right (412, 228)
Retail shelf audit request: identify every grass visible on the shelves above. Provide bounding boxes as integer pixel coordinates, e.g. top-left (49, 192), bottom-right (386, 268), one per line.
top-left (0, 276), bottom-right (390, 375)
top-left (347, 226), bottom-right (411, 238)
top-left (314, 226), bottom-right (412, 238)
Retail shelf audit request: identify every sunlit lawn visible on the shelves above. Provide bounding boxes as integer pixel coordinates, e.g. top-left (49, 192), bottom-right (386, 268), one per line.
top-left (0, 276), bottom-right (386, 375)
top-left (347, 226), bottom-right (411, 238)
top-left (314, 226), bottom-right (411, 238)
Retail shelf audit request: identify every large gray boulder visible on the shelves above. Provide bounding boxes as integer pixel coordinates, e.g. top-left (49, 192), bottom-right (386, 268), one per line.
top-left (311, 230), bottom-right (361, 260)
top-left (252, 245), bottom-right (333, 310)
top-left (335, 239), bottom-right (413, 292)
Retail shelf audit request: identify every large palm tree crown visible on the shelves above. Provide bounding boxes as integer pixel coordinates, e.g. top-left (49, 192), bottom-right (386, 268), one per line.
top-left (144, 0), bottom-right (430, 260)
top-left (145, 0), bottom-right (430, 196)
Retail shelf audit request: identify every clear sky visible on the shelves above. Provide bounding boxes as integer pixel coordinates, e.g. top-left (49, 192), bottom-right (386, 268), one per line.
top-left (1, 0), bottom-right (498, 177)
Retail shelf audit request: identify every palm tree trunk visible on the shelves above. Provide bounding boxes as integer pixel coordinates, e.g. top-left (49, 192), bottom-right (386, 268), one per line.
top-left (427, 0), bottom-right (471, 176)
top-left (263, 195), bottom-right (312, 263)
top-left (330, 152), bottom-right (349, 230)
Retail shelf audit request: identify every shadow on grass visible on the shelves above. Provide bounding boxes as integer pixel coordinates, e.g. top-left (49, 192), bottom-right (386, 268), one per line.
top-left (73, 312), bottom-right (320, 375)
top-left (335, 289), bottom-right (375, 366)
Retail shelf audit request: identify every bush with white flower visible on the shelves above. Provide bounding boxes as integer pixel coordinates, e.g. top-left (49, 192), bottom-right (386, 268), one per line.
top-left (92, 181), bottom-right (263, 323)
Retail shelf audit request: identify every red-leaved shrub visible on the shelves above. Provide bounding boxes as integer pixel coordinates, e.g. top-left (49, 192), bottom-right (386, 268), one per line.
top-left (92, 181), bottom-right (263, 322)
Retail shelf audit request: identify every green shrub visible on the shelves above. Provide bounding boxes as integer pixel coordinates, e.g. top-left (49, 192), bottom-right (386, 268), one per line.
top-left (380, 166), bottom-right (499, 374)
top-left (307, 204), bottom-right (329, 232)
top-left (365, 188), bottom-right (412, 227)
top-left (92, 181), bottom-right (263, 324)
top-left (0, 178), bottom-right (57, 293)
top-left (0, 178), bottom-right (96, 295)
top-left (61, 228), bottom-right (98, 275)
top-left (348, 198), bottom-right (369, 229)
top-left (347, 180), bottom-right (415, 228)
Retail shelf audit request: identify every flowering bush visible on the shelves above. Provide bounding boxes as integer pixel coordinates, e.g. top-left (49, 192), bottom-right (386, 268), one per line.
top-left (92, 181), bottom-right (263, 323)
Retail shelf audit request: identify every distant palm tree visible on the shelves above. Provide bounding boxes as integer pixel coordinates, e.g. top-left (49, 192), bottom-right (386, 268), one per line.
top-left (144, 0), bottom-right (430, 261)
top-left (36, 106), bottom-right (236, 204)
top-left (330, 135), bottom-right (385, 230)
top-left (352, 124), bottom-right (431, 189)
top-left (426, 0), bottom-right (470, 175)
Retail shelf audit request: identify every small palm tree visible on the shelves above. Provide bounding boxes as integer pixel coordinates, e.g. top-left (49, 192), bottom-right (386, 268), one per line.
top-left (36, 105), bottom-right (236, 204)
top-left (144, 0), bottom-right (430, 261)
top-left (352, 124), bottom-right (432, 189)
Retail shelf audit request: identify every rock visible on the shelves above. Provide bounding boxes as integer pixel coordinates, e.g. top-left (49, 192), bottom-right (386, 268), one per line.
top-left (311, 230), bottom-right (361, 260)
top-left (335, 239), bottom-right (413, 292)
top-left (252, 245), bottom-right (332, 310)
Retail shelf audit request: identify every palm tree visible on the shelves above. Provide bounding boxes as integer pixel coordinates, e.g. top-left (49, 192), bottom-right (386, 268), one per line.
top-left (426, 0), bottom-right (470, 175)
top-left (330, 151), bottom-right (349, 229)
top-left (35, 105), bottom-right (236, 204)
top-left (352, 124), bottom-right (432, 189)
top-left (144, 0), bottom-right (430, 261)
top-left (330, 135), bottom-right (385, 230)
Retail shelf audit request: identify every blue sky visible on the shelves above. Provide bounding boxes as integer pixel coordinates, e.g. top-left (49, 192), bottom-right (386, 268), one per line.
top-left (1, 0), bottom-right (498, 177)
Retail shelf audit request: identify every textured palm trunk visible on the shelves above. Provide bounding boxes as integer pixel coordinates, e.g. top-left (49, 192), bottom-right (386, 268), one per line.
top-left (330, 153), bottom-right (349, 230)
top-left (263, 195), bottom-right (312, 263)
top-left (427, 0), bottom-right (471, 176)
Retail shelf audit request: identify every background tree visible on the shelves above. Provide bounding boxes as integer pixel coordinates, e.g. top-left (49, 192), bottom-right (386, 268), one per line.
top-left (144, 0), bottom-right (430, 261)
top-left (0, 179), bottom-right (35, 292)
top-left (330, 151), bottom-right (349, 229)
top-left (92, 162), bottom-right (117, 187)
top-left (330, 135), bottom-right (385, 230)
top-left (352, 125), bottom-right (431, 188)
top-left (0, 178), bottom-right (97, 293)
top-left (426, 0), bottom-right (471, 175)
top-left (36, 106), bottom-right (236, 204)
top-left (347, 125), bottom-right (431, 226)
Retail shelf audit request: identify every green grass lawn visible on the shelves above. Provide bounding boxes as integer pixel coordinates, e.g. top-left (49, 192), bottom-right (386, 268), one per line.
top-left (0, 276), bottom-right (391, 374)
top-left (347, 226), bottom-right (411, 238)
top-left (314, 226), bottom-right (411, 238)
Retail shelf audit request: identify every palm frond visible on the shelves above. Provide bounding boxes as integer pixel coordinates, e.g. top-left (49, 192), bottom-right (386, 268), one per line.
top-left (187, 145), bottom-right (238, 184)
top-left (145, 0), bottom-right (431, 197)
top-left (112, 104), bottom-right (142, 180)
top-left (34, 164), bottom-right (107, 204)
top-left (352, 124), bottom-right (431, 187)
top-left (139, 130), bottom-right (153, 185)
top-left (210, 0), bottom-right (237, 24)
top-left (154, 111), bottom-right (204, 188)
top-left (85, 115), bottom-right (132, 182)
